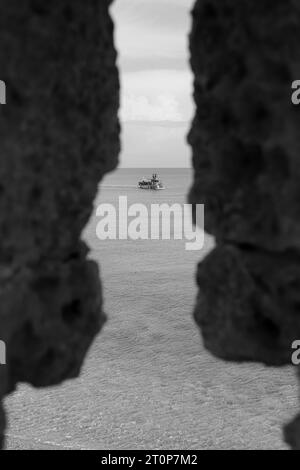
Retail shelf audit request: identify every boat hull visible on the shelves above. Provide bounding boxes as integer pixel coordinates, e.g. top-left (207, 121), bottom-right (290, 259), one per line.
top-left (138, 185), bottom-right (165, 190)
top-left (138, 173), bottom-right (165, 190)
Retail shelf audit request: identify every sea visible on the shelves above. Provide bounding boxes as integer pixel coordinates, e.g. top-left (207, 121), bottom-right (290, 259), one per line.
top-left (4, 168), bottom-right (297, 450)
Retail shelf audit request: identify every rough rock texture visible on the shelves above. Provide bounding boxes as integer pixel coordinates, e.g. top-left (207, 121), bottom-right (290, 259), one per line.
top-left (188, 0), bottom-right (300, 448)
top-left (0, 0), bottom-right (119, 447)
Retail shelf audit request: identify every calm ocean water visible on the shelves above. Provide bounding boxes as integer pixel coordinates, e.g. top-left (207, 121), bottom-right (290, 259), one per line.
top-left (100, 168), bottom-right (192, 204)
top-left (87, 167), bottom-right (208, 252)
top-left (5, 168), bottom-right (297, 450)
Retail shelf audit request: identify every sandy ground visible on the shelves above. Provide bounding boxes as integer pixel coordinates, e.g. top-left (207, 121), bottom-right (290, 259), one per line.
top-left (4, 173), bottom-right (299, 450)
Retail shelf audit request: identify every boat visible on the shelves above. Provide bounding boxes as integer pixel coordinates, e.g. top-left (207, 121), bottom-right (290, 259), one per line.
top-left (138, 173), bottom-right (165, 190)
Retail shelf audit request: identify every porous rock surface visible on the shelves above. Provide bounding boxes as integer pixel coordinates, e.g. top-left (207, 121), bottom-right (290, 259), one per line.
top-left (189, 0), bottom-right (300, 448)
top-left (0, 0), bottom-right (119, 447)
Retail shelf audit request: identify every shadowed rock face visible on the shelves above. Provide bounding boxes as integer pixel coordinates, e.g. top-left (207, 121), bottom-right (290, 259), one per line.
top-left (189, 0), bottom-right (300, 448)
top-left (0, 0), bottom-right (119, 446)
top-left (196, 245), bottom-right (300, 366)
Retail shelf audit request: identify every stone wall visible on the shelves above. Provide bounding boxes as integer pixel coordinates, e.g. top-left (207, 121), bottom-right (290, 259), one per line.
top-left (189, 0), bottom-right (300, 448)
top-left (0, 0), bottom-right (119, 447)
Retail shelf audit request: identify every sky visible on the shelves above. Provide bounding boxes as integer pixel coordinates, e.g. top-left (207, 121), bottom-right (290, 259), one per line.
top-left (110, 0), bottom-right (194, 168)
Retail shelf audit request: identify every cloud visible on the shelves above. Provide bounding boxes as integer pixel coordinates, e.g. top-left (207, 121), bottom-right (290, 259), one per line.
top-left (111, 0), bottom-right (194, 67)
top-left (110, 0), bottom-right (194, 167)
top-left (121, 93), bottom-right (183, 122)
top-left (120, 69), bottom-right (193, 123)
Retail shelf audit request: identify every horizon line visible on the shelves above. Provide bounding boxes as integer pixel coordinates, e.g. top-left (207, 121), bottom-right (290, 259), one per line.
top-left (110, 166), bottom-right (192, 170)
